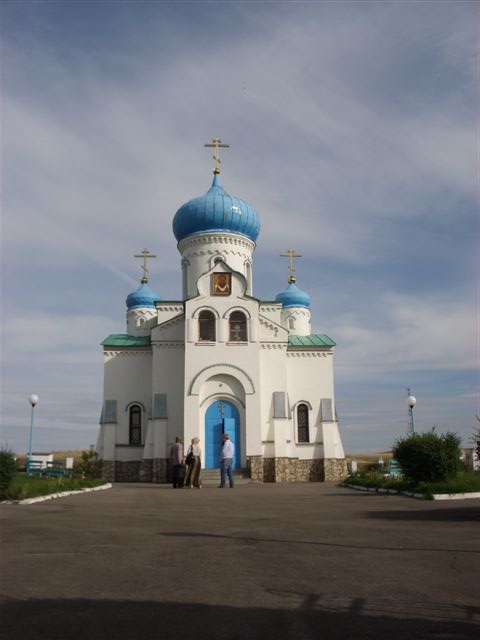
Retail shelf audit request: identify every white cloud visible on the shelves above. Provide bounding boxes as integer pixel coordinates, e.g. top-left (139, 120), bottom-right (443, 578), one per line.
top-left (334, 292), bottom-right (475, 379)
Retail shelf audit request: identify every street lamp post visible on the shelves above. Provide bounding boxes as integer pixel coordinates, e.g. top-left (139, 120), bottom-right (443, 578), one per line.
top-left (27, 394), bottom-right (39, 475)
top-left (406, 389), bottom-right (417, 435)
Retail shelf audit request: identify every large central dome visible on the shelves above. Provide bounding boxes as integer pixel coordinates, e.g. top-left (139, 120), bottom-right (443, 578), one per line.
top-left (172, 173), bottom-right (261, 243)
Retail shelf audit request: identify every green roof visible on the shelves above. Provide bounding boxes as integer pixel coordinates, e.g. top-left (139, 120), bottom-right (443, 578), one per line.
top-left (102, 334), bottom-right (151, 347)
top-left (101, 333), bottom-right (334, 349)
top-left (288, 334), bottom-right (336, 347)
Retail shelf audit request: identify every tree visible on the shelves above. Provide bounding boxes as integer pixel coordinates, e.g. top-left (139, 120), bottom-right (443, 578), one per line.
top-left (393, 430), bottom-right (461, 483)
top-left (74, 446), bottom-right (104, 479)
top-left (0, 448), bottom-right (17, 497)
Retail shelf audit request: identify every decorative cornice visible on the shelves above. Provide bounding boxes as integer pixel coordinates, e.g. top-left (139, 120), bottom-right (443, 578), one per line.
top-left (284, 308), bottom-right (311, 318)
top-left (127, 308), bottom-right (156, 317)
top-left (260, 306), bottom-right (282, 313)
top-left (157, 305), bottom-right (183, 313)
top-left (178, 233), bottom-right (255, 253)
top-left (259, 317), bottom-right (281, 336)
top-left (183, 248), bottom-right (251, 261)
top-left (104, 350), bottom-right (151, 357)
top-left (152, 342), bottom-right (185, 349)
top-left (286, 351), bottom-right (329, 357)
top-left (260, 343), bottom-right (287, 350)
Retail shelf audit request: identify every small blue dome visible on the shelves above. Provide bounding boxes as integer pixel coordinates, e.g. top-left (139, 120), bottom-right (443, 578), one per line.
top-left (275, 282), bottom-right (311, 309)
top-left (172, 173), bottom-right (261, 243)
top-left (126, 283), bottom-right (161, 310)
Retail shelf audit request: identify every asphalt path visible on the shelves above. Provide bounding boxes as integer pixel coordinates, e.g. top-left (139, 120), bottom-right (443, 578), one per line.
top-left (1, 482), bottom-right (479, 639)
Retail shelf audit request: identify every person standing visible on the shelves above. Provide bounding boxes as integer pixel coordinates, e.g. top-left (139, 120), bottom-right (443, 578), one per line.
top-left (169, 437), bottom-right (184, 488)
top-left (219, 433), bottom-right (235, 488)
top-left (185, 437), bottom-right (202, 489)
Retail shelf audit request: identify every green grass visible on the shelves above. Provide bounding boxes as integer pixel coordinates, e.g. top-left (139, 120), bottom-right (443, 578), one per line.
top-left (2, 474), bottom-right (106, 501)
top-left (417, 472), bottom-right (480, 499)
top-left (344, 470), bottom-right (480, 499)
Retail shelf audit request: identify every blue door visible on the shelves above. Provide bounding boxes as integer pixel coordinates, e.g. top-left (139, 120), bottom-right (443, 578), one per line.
top-left (205, 400), bottom-right (241, 468)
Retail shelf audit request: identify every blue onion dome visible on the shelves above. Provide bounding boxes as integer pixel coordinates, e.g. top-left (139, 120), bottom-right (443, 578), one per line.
top-left (126, 282), bottom-right (161, 309)
top-left (275, 280), bottom-right (311, 309)
top-left (172, 173), bottom-right (261, 243)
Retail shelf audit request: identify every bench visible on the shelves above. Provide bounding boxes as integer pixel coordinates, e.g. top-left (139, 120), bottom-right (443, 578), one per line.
top-left (27, 460), bottom-right (45, 476)
top-left (45, 461), bottom-right (73, 478)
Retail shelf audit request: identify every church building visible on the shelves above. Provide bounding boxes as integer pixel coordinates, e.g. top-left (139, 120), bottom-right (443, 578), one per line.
top-left (96, 140), bottom-right (347, 483)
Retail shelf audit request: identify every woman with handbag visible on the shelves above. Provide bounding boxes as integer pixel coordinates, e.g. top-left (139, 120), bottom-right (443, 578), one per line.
top-left (185, 437), bottom-right (202, 489)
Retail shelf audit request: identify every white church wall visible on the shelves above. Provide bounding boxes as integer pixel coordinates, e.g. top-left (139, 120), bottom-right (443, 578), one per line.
top-left (183, 267), bottom-right (262, 465)
top-left (198, 373), bottom-right (245, 407)
top-left (286, 350), bottom-right (338, 459)
top-left (259, 304), bottom-right (283, 330)
top-left (103, 349), bottom-right (152, 451)
top-left (178, 232), bottom-right (256, 299)
top-left (156, 303), bottom-right (184, 327)
top-left (152, 314), bottom-right (185, 342)
top-left (151, 344), bottom-right (185, 451)
top-left (258, 315), bottom-right (287, 343)
top-left (259, 345), bottom-right (288, 445)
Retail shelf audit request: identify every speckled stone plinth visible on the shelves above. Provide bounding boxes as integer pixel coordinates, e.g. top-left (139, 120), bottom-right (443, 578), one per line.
top-left (152, 459), bottom-right (168, 483)
top-left (247, 457), bottom-right (329, 482)
top-left (115, 461), bottom-right (141, 482)
top-left (139, 459), bottom-right (153, 482)
top-left (102, 461), bottom-right (115, 483)
top-left (324, 458), bottom-right (348, 481)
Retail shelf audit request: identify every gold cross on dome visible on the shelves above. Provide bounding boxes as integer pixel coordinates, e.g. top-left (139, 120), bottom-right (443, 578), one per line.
top-left (280, 249), bottom-right (302, 274)
top-left (134, 248), bottom-right (157, 283)
top-left (204, 137), bottom-right (230, 174)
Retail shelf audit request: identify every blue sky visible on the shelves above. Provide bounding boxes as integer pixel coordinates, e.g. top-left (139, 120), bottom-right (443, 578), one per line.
top-left (1, 0), bottom-right (477, 454)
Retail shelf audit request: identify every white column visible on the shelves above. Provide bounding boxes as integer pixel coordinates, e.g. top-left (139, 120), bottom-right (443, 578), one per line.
top-left (187, 318), bottom-right (196, 343)
top-left (249, 318), bottom-right (258, 342)
top-left (218, 318), bottom-right (227, 342)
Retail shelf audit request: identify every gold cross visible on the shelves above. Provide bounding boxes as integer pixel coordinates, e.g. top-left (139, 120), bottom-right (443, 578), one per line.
top-left (204, 137), bottom-right (230, 174)
top-left (280, 249), bottom-right (302, 274)
top-left (134, 248), bottom-right (157, 284)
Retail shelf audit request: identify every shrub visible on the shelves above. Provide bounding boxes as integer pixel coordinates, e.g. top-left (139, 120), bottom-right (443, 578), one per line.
top-left (73, 446), bottom-right (104, 479)
top-left (393, 430), bottom-right (461, 483)
top-left (0, 448), bottom-right (17, 497)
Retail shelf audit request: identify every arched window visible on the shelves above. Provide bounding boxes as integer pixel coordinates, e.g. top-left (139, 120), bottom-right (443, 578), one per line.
top-left (288, 317), bottom-right (295, 331)
top-left (229, 311), bottom-right (247, 342)
top-left (199, 310), bottom-right (216, 341)
top-left (129, 405), bottom-right (142, 444)
top-left (297, 404), bottom-right (309, 443)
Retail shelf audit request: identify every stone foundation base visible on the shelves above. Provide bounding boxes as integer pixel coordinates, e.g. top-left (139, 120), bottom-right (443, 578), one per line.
top-left (104, 457), bottom-right (347, 484)
top-left (114, 460), bottom-right (142, 482)
top-left (247, 457), bottom-right (328, 482)
top-left (103, 460), bottom-right (115, 483)
top-left (102, 458), bottom-right (168, 483)
top-left (324, 458), bottom-right (349, 482)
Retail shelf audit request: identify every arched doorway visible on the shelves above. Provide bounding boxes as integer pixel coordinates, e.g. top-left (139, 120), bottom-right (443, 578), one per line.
top-left (205, 400), bottom-right (241, 469)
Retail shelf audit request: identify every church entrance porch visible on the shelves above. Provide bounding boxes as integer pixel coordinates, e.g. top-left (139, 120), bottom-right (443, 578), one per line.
top-left (205, 400), bottom-right (241, 469)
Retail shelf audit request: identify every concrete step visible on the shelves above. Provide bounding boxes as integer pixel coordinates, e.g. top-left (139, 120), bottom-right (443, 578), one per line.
top-left (200, 468), bottom-right (251, 486)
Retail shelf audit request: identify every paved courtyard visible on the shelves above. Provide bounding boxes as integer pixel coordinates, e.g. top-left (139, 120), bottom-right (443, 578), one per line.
top-left (1, 482), bottom-right (479, 639)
